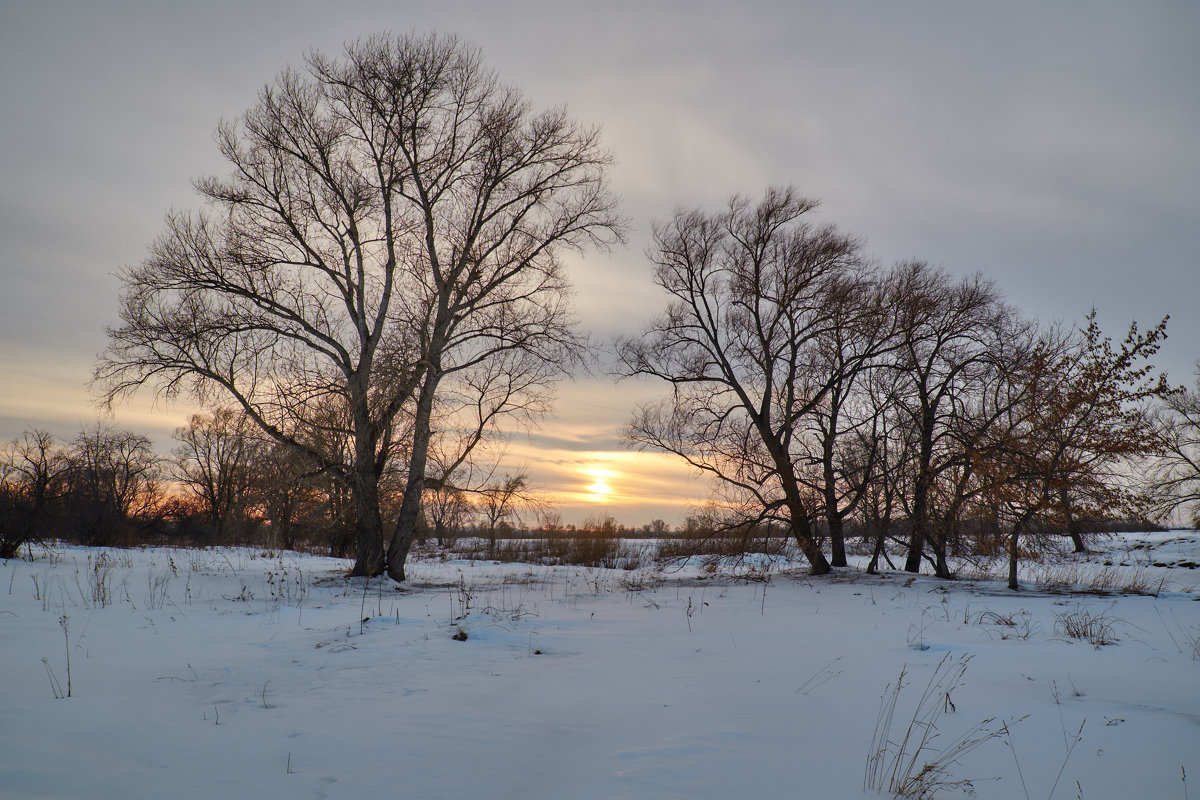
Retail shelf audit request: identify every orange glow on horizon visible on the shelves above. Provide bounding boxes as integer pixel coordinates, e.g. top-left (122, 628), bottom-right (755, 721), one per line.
top-left (0, 358), bottom-right (705, 527)
top-left (503, 449), bottom-right (704, 524)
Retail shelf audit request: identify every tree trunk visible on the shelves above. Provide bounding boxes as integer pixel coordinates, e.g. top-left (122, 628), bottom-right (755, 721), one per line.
top-left (775, 454), bottom-right (830, 575)
top-left (798, 531), bottom-right (832, 575)
top-left (905, 408), bottom-right (935, 573)
top-left (789, 500), bottom-right (830, 575)
top-left (756, 420), bottom-right (830, 575)
top-left (866, 523), bottom-right (885, 574)
top-left (934, 543), bottom-right (953, 579)
top-left (868, 530), bottom-right (897, 574)
top-left (819, 423), bottom-right (848, 568)
top-left (928, 518), bottom-right (954, 579)
top-left (350, 388), bottom-right (386, 576)
top-left (830, 520), bottom-right (849, 568)
top-left (867, 482), bottom-right (896, 574)
top-left (904, 514), bottom-right (926, 573)
top-left (905, 459), bottom-right (931, 572)
top-left (386, 372), bottom-right (439, 582)
top-left (1061, 488), bottom-right (1088, 553)
top-left (387, 534), bottom-right (414, 583)
top-left (823, 458), bottom-right (847, 568)
top-left (350, 469), bottom-right (385, 576)
top-left (828, 513), bottom-right (846, 568)
top-left (1007, 523), bottom-right (1024, 591)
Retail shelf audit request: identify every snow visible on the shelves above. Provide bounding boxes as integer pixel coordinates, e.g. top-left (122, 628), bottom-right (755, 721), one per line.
top-left (2, 535), bottom-right (1198, 799)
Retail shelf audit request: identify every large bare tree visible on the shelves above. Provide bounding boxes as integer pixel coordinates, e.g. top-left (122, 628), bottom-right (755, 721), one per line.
top-left (800, 262), bottom-right (902, 566)
top-left (620, 187), bottom-right (875, 575)
top-left (886, 262), bottom-right (1009, 577)
top-left (97, 33), bottom-right (621, 579)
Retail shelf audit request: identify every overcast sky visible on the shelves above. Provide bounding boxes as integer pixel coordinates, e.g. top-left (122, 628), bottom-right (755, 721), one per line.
top-left (1, 1), bottom-right (1197, 523)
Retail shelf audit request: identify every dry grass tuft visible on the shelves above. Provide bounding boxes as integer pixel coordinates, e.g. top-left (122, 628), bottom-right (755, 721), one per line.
top-left (1054, 606), bottom-right (1121, 648)
top-left (443, 535), bottom-right (645, 570)
top-left (864, 653), bottom-right (1015, 799)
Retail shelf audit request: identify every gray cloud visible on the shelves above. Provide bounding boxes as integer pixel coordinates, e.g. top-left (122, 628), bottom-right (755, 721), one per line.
top-left (2, 1), bottom-right (1196, 491)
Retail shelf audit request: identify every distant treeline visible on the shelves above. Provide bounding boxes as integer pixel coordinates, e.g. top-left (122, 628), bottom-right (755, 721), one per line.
top-left (0, 418), bottom-right (1165, 565)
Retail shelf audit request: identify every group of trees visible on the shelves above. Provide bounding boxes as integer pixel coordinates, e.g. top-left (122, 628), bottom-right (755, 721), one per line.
top-left (0, 426), bottom-right (160, 558)
top-left (618, 187), bottom-right (1178, 588)
top-left (4, 33), bottom-right (1192, 589)
top-left (0, 413), bottom-right (563, 560)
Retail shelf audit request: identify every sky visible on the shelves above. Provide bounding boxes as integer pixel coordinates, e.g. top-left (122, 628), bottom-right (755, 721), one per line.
top-left (1, 1), bottom-right (1197, 525)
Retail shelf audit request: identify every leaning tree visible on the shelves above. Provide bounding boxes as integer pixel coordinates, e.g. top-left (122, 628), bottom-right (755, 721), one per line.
top-left (98, 32), bottom-right (621, 579)
top-left (619, 187), bottom-right (875, 575)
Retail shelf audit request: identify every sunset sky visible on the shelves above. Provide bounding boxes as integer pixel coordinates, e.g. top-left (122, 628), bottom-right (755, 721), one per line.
top-left (2, 1), bottom-right (1197, 525)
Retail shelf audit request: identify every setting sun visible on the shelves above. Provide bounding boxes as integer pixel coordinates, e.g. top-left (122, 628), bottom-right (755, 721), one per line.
top-left (587, 481), bottom-right (611, 497)
top-left (583, 467), bottom-right (617, 502)
top-left (500, 436), bottom-right (701, 523)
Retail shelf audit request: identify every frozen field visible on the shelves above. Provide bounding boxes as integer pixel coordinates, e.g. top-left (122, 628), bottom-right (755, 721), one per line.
top-left (2, 533), bottom-right (1198, 799)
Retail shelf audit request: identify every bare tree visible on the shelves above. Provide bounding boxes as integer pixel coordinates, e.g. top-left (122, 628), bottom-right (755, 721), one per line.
top-left (97, 33), bottom-right (621, 579)
top-left (580, 512), bottom-right (621, 534)
top-left (250, 439), bottom-right (342, 552)
top-left (172, 409), bottom-right (260, 542)
top-left (1, 430), bottom-right (69, 558)
top-left (538, 509), bottom-right (565, 534)
top-left (887, 262), bottom-right (1009, 577)
top-left (63, 424), bottom-right (162, 547)
top-left (424, 484), bottom-right (473, 547)
top-left (476, 471), bottom-right (542, 554)
top-left (642, 518), bottom-right (670, 535)
top-left (620, 187), bottom-right (874, 575)
top-left (801, 263), bottom-right (902, 566)
top-left (1150, 366), bottom-right (1200, 525)
top-left (861, 376), bottom-right (907, 574)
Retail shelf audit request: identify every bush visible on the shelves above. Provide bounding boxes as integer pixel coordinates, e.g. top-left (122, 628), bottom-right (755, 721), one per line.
top-left (656, 530), bottom-right (793, 568)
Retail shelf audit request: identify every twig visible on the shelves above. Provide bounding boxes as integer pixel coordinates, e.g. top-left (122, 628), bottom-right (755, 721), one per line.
top-left (360, 575), bottom-right (369, 635)
top-left (1048, 719), bottom-right (1084, 800)
top-left (60, 615), bottom-right (71, 698)
top-left (794, 656), bottom-right (844, 695)
top-left (1002, 721), bottom-right (1030, 800)
top-left (42, 657), bottom-right (65, 699)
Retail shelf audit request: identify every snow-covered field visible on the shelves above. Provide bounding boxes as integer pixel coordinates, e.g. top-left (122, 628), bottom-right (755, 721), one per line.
top-left (2, 534), bottom-right (1198, 799)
